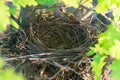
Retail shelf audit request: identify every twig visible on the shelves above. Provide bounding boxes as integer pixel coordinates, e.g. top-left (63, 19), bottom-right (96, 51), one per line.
top-left (3, 53), bottom-right (55, 61)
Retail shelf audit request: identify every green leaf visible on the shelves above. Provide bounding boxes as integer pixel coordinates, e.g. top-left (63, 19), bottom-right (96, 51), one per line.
top-left (13, 0), bottom-right (38, 7)
top-left (109, 40), bottom-right (120, 59)
top-left (93, 24), bottom-right (120, 56)
top-left (114, 0), bottom-right (120, 7)
top-left (91, 54), bottom-right (106, 80)
top-left (62, 0), bottom-right (80, 8)
top-left (10, 18), bottom-right (20, 29)
top-left (96, 0), bottom-right (120, 13)
top-left (0, 68), bottom-right (24, 80)
top-left (8, 4), bottom-right (20, 16)
top-left (108, 59), bottom-right (120, 80)
top-left (96, 0), bottom-right (112, 13)
top-left (113, 8), bottom-right (120, 27)
top-left (0, 57), bottom-right (24, 80)
top-left (87, 49), bottom-right (94, 56)
top-left (0, 57), bottom-right (4, 69)
top-left (0, 0), bottom-right (10, 33)
top-left (36, 0), bottom-right (58, 5)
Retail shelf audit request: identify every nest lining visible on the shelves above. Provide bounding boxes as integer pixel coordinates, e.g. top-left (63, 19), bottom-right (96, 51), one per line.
top-left (33, 15), bottom-right (91, 50)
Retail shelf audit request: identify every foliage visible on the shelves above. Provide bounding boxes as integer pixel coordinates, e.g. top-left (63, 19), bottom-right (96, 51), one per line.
top-left (91, 54), bottom-right (106, 80)
top-left (108, 59), bottom-right (120, 80)
top-left (92, 24), bottom-right (120, 58)
top-left (13, 0), bottom-right (37, 8)
top-left (36, 0), bottom-right (58, 5)
top-left (8, 2), bottom-right (19, 16)
top-left (62, 0), bottom-right (80, 8)
top-left (10, 18), bottom-right (20, 29)
top-left (88, 0), bottom-right (120, 80)
top-left (0, 57), bottom-right (24, 80)
top-left (96, 0), bottom-right (120, 13)
top-left (0, 0), bottom-right (38, 33)
top-left (0, 0), bottom-right (10, 33)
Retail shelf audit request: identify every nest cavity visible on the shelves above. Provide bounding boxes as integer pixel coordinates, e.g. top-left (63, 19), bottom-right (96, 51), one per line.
top-left (33, 15), bottom-right (90, 49)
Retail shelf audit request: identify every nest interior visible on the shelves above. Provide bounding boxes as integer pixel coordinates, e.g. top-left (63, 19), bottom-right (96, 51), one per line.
top-left (33, 15), bottom-right (91, 49)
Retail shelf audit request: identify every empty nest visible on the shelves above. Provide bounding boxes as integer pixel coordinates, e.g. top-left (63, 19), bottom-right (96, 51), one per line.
top-left (32, 15), bottom-right (92, 50)
top-left (1, 14), bottom-right (96, 80)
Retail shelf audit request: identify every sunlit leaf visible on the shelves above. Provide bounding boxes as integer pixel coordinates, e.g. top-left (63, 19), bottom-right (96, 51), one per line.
top-left (91, 54), bottom-right (106, 80)
top-left (96, 0), bottom-right (120, 13)
top-left (108, 59), bottom-right (120, 80)
top-left (93, 24), bottom-right (120, 56)
top-left (0, 0), bottom-right (10, 33)
top-left (13, 0), bottom-right (38, 7)
top-left (36, 0), bottom-right (58, 5)
top-left (87, 49), bottom-right (94, 56)
top-left (109, 40), bottom-right (120, 59)
top-left (0, 57), bottom-right (24, 80)
top-left (0, 68), bottom-right (24, 80)
top-left (10, 18), bottom-right (20, 29)
top-left (62, 0), bottom-right (80, 8)
top-left (8, 4), bottom-right (20, 16)
top-left (114, 0), bottom-right (120, 7)
top-left (113, 8), bottom-right (120, 28)
top-left (0, 57), bottom-right (4, 69)
top-left (96, 0), bottom-right (110, 13)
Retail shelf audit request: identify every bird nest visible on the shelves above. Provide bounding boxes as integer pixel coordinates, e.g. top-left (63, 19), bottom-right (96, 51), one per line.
top-left (1, 14), bottom-right (96, 80)
top-left (32, 15), bottom-right (92, 50)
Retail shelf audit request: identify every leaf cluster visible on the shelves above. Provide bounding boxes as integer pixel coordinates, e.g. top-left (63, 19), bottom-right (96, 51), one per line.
top-left (0, 57), bottom-right (24, 80)
top-left (88, 1), bottom-right (120, 80)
